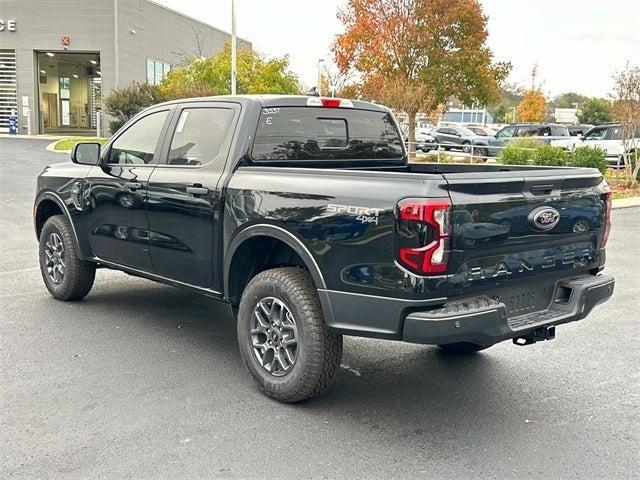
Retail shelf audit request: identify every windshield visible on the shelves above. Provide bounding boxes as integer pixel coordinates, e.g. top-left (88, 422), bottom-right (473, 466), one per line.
top-left (251, 107), bottom-right (404, 161)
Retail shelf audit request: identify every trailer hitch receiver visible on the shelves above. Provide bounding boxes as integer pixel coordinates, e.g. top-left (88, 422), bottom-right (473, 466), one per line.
top-left (513, 325), bottom-right (556, 346)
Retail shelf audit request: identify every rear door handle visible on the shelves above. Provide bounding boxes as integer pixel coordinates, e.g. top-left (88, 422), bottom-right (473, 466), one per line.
top-left (124, 182), bottom-right (143, 191)
top-left (186, 186), bottom-right (209, 196)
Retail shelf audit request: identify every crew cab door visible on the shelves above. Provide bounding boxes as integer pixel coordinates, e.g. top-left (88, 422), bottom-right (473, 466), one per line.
top-left (602, 125), bottom-right (624, 159)
top-left (84, 108), bottom-right (172, 271)
top-left (146, 102), bottom-right (239, 289)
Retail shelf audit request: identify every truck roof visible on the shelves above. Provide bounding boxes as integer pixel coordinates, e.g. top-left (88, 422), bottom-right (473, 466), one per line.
top-left (155, 94), bottom-right (388, 112)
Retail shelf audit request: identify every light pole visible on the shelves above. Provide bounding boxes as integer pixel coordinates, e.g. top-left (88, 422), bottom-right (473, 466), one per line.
top-left (231, 0), bottom-right (237, 95)
top-left (317, 59), bottom-right (324, 96)
top-left (510, 107), bottom-right (516, 124)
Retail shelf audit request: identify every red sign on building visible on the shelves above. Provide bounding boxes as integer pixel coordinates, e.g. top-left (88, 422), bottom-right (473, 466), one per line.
top-left (61, 36), bottom-right (70, 47)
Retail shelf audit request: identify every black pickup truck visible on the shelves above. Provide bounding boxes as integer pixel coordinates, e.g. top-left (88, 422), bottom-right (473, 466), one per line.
top-left (34, 95), bottom-right (614, 402)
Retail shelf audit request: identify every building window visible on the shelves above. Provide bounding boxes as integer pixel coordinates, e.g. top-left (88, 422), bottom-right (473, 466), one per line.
top-left (146, 59), bottom-right (171, 85)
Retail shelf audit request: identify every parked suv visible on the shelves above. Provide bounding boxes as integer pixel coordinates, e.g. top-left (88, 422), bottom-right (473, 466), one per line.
top-left (551, 123), bottom-right (640, 167)
top-left (33, 95), bottom-right (614, 402)
top-left (473, 123), bottom-right (570, 157)
top-left (431, 125), bottom-right (490, 152)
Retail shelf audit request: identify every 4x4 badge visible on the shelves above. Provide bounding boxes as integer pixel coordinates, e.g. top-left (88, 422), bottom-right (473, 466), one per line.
top-left (528, 206), bottom-right (560, 231)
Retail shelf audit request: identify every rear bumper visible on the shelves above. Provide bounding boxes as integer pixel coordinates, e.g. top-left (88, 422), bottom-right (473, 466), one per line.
top-left (402, 274), bottom-right (614, 345)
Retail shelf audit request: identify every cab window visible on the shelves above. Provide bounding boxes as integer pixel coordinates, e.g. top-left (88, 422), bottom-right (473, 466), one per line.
top-left (166, 108), bottom-right (233, 166)
top-left (607, 126), bottom-right (622, 140)
top-left (107, 110), bottom-right (169, 165)
top-left (583, 127), bottom-right (607, 141)
top-left (496, 126), bottom-right (516, 138)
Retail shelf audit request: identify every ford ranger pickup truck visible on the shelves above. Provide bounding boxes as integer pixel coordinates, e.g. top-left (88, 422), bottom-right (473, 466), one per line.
top-left (34, 95), bottom-right (615, 402)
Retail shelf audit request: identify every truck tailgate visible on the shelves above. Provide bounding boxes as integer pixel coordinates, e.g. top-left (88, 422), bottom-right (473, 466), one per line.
top-left (443, 168), bottom-right (609, 315)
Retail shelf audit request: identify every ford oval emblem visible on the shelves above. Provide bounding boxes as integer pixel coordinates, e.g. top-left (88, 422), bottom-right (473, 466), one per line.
top-left (528, 206), bottom-right (560, 231)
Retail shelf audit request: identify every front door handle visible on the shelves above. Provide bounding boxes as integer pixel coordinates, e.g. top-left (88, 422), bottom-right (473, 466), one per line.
top-left (186, 186), bottom-right (209, 196)
top-left (124, 182), bottom-right (143, 191)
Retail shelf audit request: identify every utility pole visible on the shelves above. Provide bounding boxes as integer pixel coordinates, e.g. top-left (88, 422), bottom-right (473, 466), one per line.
top-left (231, 0), bottom-right (237, 95)
top-left (531, 61), bottom-right (538, 90)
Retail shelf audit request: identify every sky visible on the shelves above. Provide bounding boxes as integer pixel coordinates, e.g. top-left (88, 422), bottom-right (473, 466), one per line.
top-left (154, 0), bottom-right (640, 99)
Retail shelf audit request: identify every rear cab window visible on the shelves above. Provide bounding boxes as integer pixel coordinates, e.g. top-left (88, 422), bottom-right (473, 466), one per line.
top-left (251, 107), bottom-right (404, 161)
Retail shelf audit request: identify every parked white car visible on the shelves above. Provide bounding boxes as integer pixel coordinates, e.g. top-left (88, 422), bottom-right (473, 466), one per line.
top-left (551, 123), bottom-right (640, 167)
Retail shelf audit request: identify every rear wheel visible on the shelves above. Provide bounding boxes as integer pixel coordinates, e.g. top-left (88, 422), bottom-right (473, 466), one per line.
top-left (462, 142), bottom-right (471, 153)
top-left (39, 215), bottom-right (96, 301)
top-left (237, 267), bottom-right (343, 403)
top-left (438, 342), bottom-right (492, 355)
top-left (474, 147), bottom-right (488, 159)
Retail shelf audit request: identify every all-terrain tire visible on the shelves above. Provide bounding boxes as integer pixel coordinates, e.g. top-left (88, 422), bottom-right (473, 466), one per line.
top-left (237, 267), bottom-right (343, 403)
top-left (39, 215), bottom-right (96, 301)
top-left (438, 342), bottom-right (492, 355)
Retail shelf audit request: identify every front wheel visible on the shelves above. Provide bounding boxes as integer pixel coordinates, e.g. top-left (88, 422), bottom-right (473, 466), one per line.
top-left (39, 215), bottom-right (96, 301)
top-left (237, 267), bottom-right (343, 403)
top-left (438, 342), bottom-right (492, 355)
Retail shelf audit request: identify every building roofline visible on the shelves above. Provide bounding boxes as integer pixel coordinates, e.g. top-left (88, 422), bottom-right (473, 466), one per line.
top-left (139, 0), bottom-right (251, 45)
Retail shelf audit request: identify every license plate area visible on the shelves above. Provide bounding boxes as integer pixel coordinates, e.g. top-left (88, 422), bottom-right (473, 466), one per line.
top-left (493, 283), bottom-right (555, 318)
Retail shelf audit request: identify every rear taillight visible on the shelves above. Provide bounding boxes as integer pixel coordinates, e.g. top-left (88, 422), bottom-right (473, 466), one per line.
top-left (396, 198), bottom-right (452, 275)
top-left (602, 182), bottom-right (612, 247)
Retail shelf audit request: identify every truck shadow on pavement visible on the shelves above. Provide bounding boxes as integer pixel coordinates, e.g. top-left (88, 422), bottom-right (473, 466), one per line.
top-left (75, 274), bottom-right (573, 445)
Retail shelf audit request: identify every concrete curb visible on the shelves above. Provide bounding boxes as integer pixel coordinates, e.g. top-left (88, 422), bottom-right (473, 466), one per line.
top-left (45, 141), bottom-right (70, 154)
top-left (612, 196), bottom-right (640, 209)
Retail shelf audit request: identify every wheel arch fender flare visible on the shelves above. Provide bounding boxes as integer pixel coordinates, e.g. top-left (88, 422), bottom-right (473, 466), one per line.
top-left (34, 191), bottom-right (82, 252)
top-left (223, 224), bottom-right (327, 300)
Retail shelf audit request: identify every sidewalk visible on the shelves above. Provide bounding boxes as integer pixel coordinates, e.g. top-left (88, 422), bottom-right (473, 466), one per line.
top-left (612, 196), bottom-right (640, 209)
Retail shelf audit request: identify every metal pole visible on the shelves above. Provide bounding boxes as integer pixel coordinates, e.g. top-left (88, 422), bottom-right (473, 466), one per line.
top-left (114, 0), bottom-right (118, 89)
top-left (231, 0), bottom-right (237, 95)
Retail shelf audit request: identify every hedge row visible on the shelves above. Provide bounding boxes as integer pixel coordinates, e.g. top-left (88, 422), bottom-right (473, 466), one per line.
top-left (499, 140), bottom-right (608, 173)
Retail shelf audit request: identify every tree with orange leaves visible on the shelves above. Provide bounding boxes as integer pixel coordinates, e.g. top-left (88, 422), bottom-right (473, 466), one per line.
top-left (332, 0), bottom-right (510, 157)
top-left (517, 89), bottom-right (547, 122)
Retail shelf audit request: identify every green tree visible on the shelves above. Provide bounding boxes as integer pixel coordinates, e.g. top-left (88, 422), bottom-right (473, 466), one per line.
top-left (332, 0), bottom-right (510, 158)
top-left (104, 82), bottom-right (166, 133)
top-left (577, 97), bottom-right (614, 125)
top-left (551, 92), bottom-right (589, 109)
top-left (160, 44), bottom-right (300, 99)
top-left (488, 83), bottom-right (524, 122)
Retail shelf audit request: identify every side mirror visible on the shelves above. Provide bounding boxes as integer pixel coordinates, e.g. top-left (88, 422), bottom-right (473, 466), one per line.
top-left (71, 142), bottom-right (101, 165)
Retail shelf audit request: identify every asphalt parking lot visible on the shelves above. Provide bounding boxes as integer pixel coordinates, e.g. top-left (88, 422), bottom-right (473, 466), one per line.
top-left (1, 137), bottom-right (638, 479)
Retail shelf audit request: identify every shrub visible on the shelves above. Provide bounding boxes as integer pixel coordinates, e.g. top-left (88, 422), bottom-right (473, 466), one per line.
top-left (499, 138), bottom-right (543, 164)
top-left (109, 119), bottom-right (126, 134)
top-left (511, 137), bottom-right (544, 149)
top-left (104, 82), bottom-right (166, 134)
top-left (532, 144), bottom-right (567, 167)
top-left (499, 142), bottom-right (534, 165)
top-left (568, 146), bottom-right (608, 174)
